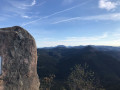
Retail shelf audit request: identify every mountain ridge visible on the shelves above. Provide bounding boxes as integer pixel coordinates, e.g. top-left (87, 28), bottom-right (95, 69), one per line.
top-left (37, 45), bottom-right (120, 90)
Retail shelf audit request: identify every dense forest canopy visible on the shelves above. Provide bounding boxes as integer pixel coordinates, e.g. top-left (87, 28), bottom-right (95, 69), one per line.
top-left (37, 45), bottom-right (120, 90)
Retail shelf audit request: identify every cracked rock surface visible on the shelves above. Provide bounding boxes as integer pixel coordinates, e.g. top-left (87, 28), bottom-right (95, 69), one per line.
top-left (0, 26), bottom-right (40, 90)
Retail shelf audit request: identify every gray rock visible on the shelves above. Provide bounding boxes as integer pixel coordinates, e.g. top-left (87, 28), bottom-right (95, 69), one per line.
top-left (0, 26), bottom-right (40, 90)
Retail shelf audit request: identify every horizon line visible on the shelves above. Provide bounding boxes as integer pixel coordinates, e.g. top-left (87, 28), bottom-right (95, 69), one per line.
top-left (37, 44), bottom-right (120, 48)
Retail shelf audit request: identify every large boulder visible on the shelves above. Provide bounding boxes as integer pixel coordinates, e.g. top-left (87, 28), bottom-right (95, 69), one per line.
top-left (0, 26), bottom-right (40, 90)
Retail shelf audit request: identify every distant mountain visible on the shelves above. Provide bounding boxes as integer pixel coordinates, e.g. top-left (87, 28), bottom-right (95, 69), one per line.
top-left (55, 45), bottom-right (66, 48)
top-left (94, 46), bottom-right (120, 51)
top-left (37, 45), bottom-right (120, 90)
top-left (40, 45), bottom-right (120, 51)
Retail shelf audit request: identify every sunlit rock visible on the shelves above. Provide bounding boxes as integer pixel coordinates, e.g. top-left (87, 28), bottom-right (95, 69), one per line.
top-left (0, 26), bottom-right (40, 90)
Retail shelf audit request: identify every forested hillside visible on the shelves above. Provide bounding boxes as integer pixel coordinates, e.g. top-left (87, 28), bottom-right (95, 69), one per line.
top-left (37, 45), bottom-right (120, 90)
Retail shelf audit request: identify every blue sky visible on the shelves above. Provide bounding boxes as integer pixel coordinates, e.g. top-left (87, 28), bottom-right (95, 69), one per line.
top-left (0, 0), bottom-right (120, 47)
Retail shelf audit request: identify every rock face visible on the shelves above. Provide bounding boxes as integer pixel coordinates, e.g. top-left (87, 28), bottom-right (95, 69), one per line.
top-left (0, 26), bottom-right (40, 90)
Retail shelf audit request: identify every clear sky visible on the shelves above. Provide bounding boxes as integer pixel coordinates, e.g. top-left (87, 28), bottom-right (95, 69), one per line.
top-left (0, 0), bottom-right (120, 47)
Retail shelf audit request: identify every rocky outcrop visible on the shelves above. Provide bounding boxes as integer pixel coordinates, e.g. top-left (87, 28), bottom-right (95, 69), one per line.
top-left (0, 26), bottom-right (40, 90)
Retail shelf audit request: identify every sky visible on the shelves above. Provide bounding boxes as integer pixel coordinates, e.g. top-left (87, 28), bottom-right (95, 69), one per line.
top-left (0, 0), bottom-right (120, 47)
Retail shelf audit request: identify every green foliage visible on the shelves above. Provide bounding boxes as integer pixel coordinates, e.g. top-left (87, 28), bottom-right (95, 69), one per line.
top-left (40, 74), bottom-right (55, 90)
top-left (67, 64), bottom-right (105, 90)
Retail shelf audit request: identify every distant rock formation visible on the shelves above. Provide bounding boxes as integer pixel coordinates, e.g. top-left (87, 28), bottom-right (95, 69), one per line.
top-left (0, 26), bottom-right (40, 90)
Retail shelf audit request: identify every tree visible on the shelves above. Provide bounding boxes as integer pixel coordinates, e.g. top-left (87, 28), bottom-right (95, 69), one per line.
top-left (40, 74), bottom-right (55, 90)
top-left (67, 64), bottom-right (105, 90)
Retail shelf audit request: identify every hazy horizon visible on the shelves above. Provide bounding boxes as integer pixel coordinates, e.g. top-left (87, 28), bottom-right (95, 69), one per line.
top-left (0, 0), bottom-right (120, 47)
top-left (37, 44), bottom-right (120, 48)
